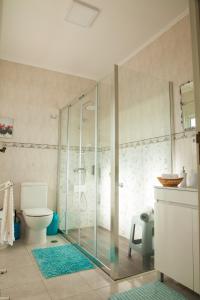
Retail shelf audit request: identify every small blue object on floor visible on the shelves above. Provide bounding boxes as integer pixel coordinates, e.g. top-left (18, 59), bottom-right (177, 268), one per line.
top-left (109, 281), bottom-right (186, 300)
top-left (14, 222), bottom-right (20, 240)
top-left (47, 211), bottom-right (59, 235)
top-left (32, 244), bottom-right (95, 278)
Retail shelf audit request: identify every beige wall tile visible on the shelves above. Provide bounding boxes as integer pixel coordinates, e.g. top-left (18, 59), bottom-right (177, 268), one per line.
top-left (0, 60), bottom-right (95, 210)
top-left (123, 15), bottom-right (195, 176)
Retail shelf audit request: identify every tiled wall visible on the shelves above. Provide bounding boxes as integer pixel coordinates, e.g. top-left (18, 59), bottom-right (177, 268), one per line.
top-left (124, 15), bottom-right (196, 179)
top-left (58, 148), bottom-right (96, 232)
top-left (0, 60), bottom-right (95, 210)
top-left (98, 132), bottom-right (196, 240)
top-left (98, 140), bottom-right (171, 239)
top-left (59, 137), bottom-right (171, 239)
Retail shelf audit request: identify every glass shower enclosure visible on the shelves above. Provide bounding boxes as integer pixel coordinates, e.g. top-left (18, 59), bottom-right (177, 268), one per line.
top-left (57, 66), bottom-right (173, 280)
top-left (57, 83), bottom-right (113, 274)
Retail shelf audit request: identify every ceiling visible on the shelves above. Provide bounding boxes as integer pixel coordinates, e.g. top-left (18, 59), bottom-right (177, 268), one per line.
top-left (0, 0), bottom-right (188, 80)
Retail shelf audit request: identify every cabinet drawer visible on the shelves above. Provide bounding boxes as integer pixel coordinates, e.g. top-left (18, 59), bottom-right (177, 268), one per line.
top-left (154, 188), bottom-right (198, 207)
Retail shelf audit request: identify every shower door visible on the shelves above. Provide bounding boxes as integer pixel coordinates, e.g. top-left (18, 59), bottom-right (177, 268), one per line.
top-left (66, 87), bottom-right (98, 257)
top-left (67, 100), bottom-right (81, 244)
top-left (57, 78), bottom-right (115, 276)
top-left (79, 90), bottom-right (97, 256)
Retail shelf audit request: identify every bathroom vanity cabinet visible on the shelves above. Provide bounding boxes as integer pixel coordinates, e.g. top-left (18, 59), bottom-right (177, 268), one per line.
top-left (154, 186), bottom-right (200, 294)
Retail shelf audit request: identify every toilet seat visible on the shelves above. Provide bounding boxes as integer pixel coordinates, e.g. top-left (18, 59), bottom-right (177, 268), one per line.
top-left (23, 208), bottom-right (53, 217)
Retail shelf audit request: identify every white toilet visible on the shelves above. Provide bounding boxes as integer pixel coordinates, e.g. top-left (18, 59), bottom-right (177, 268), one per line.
top-left (21, 182), bottom-right (53, 244)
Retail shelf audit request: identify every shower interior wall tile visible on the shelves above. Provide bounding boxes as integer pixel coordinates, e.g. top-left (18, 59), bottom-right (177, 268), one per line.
top-left (60, 149), bottom-right (97, 230)
top-left (59, 149), bottom-right (79, 230)
top-left (83, 151), bottom-right (96, 226)
top-left (98, 141), bottom-right (171, 239)
top-left (97, 150), bottom-right (111, 230)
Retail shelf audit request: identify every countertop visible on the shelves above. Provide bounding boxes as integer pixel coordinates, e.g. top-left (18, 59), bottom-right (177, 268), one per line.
top-left (154, 186), bottom-right (198, 193)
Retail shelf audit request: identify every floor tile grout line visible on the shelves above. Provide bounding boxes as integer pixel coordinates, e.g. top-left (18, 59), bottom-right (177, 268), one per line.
top-left (41, 278), bottom-right (53, 300)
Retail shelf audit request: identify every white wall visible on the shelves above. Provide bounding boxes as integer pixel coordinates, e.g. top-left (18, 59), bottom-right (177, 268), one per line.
top-left (0, 59), bottom-right (95, 210)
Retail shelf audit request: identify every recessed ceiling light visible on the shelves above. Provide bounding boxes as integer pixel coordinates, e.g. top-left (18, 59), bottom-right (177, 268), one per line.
top-left (65, 0), bottom-right (100, 28)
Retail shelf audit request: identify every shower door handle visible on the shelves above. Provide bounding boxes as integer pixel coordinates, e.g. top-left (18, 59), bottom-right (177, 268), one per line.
top-left (73, 168), bottom-right (85, 173)
top-left (119, 183), bottom-right (124, 188)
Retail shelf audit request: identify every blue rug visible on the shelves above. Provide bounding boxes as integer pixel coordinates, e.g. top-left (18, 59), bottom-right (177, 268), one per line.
top-left (32, 244), bottom-right (95, 278)
top-left (109, 281), bottom-right (186, 300)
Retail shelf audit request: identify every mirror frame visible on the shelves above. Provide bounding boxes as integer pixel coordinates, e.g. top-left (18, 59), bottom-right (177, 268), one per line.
top-left (180, 80), bottom-right (195, 131)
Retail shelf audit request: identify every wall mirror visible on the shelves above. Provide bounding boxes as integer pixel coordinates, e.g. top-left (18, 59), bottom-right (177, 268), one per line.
top-left (180, 81), bottom-right (196, 130)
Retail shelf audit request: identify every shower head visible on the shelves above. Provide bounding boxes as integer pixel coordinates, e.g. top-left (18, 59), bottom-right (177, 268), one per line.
top-left (79, 94), bottom-right (85, 100)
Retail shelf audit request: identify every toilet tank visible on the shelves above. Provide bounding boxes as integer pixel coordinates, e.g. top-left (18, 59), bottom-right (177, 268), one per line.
top-left (21, 182), bottom-right (48, 209)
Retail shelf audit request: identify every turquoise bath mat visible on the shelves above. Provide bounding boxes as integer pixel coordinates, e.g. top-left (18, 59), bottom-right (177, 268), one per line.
top-left (32, 244), bottom-right (95, 278)
top-left (109, 281), bottom-right (186, 300)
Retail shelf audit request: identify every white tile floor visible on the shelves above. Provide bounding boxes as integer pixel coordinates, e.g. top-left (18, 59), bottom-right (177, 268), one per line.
top-left (0, 235), bottom-right (199, 299)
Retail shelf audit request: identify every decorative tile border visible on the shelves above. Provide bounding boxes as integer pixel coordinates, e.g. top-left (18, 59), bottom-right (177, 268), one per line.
top-left (61, 145), bottom-right (103, 152)
top-left (174, 129), bottom-right (196, 141)
top-left (60, 145), bottom-right (95, 152)
top-left (100, 135), bottom-right (171, 152)
top-left (0, 141), bottom-right (58, 150)
top-left (0, 129), bottom-right (195, 152)
top-left (99, 130), bottom-right (196, 152)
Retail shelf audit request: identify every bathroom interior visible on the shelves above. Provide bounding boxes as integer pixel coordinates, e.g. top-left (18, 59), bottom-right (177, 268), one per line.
top-left (0, 0), bottom-right (200, 299)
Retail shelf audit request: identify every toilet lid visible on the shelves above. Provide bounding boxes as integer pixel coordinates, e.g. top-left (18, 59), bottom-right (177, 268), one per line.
top-left (23, 208), bottom-right (53, 217)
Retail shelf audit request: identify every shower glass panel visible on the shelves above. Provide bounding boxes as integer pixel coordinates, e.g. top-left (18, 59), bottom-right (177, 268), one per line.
top-left (57, 107), bottom-right (69, 233)
top-left (67, 100), bottom-right (81, 244)
top-left (58, 82), bottom-right (114, 274)
top-left (116, 65), bottom-right (172, 279)
top-left (58, 86), bottom-right (101, 259)
top-left (96, 72), bottom-right (114, 270)
top-left (79, 89), bottom-right (97, 256)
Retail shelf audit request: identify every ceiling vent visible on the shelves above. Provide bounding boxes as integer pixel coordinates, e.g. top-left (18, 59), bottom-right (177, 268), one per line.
top-left (65, 0), bottom-right (100, 27)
